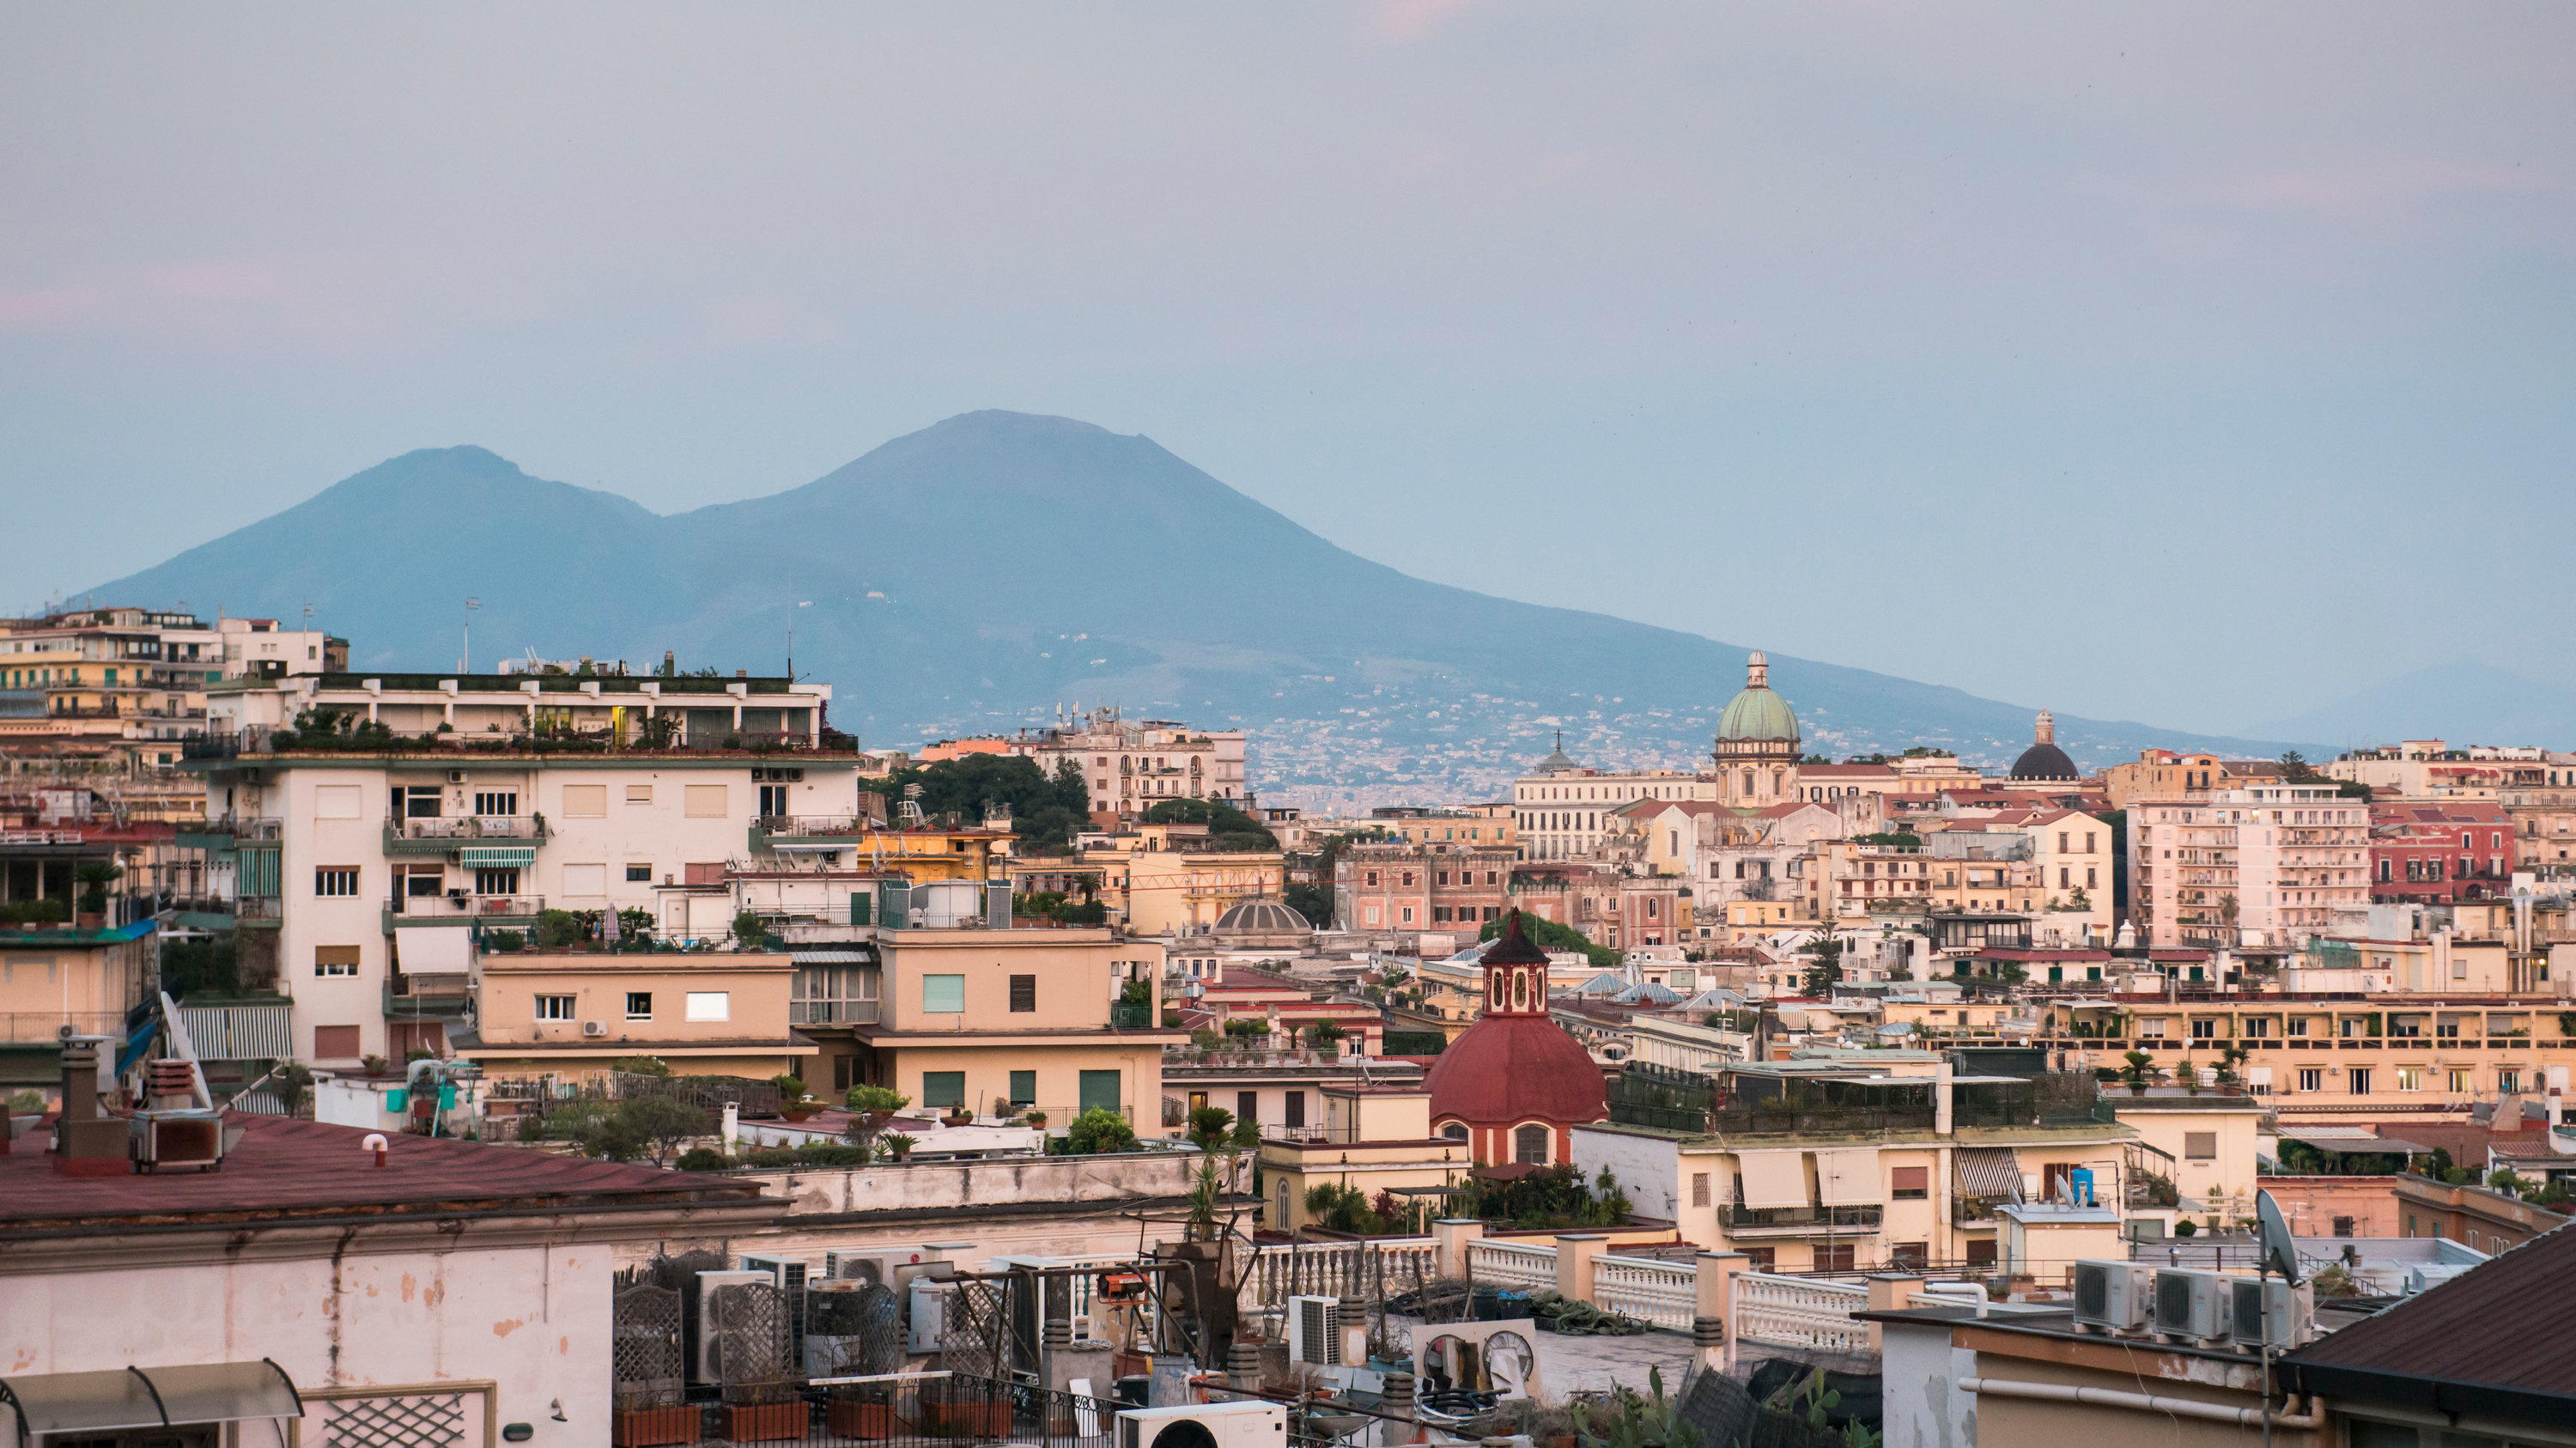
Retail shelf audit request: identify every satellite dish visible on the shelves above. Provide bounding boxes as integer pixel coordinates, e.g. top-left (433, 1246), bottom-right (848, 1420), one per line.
top-left (2256, 1189), bottom-right (2302, 1285)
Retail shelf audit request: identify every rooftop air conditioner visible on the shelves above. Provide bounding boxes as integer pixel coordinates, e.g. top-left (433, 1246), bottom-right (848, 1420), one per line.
top-left (1118, 1400), bottom-right (1288, 1448)
top-left (2153, 1269), bottom-right (2234, 1344)
top-left (2070, 1259), bottom-right (2154, 1334)
top-left (739, 1253), bottom-right (811, 1369)
top-left (1287, 1294), bottom-right (1340, 1367)
top-left (2230, 1277), bottom-right (2314, 1349)
top-left (690, 1269), bottom-right (775, 1384)
top-left (582, 1020), bottom-right (609, 1038)
top-left (448, 770), bottom-right (468, 784)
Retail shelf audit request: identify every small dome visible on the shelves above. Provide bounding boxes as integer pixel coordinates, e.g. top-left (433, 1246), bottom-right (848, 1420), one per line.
top-left (1534, 729), bottom-right (1582, 773)
top-left (1425, 1015), bottom-right (1609, 1129)
top-left (1214, 898), bottom-right (1310, 934)
top-left (1716, 652), bottom-right (1801, 743)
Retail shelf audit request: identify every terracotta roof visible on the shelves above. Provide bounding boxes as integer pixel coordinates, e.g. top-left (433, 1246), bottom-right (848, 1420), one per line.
top-left (2281, 1218), bottom-right (2576, 1421)
top-left (0, 1113), bottom-right (766, 1233)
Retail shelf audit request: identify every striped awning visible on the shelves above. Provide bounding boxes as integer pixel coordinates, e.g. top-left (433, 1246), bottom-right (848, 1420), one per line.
top-left (176, 1003), bottom-right (291, 1062)
top-left (1954, 1146), bottom-right (2022, 1200)
top-left (459, 846), bottom-right (536, 867)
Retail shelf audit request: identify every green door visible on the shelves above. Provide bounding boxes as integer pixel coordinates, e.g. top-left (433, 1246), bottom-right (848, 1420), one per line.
top-left (1078, 1069), bottom-right (1121, 1117)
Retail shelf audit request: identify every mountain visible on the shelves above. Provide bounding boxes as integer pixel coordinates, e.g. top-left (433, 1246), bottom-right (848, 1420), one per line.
top-left (87, 411), bottom-right (2308, 803)
top-left (2246, 662), bottom-right (2576, 753)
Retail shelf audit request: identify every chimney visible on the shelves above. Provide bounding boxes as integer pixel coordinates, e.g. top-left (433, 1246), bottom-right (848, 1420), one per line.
top-left (52, 1037), bottom-right (128, 1177)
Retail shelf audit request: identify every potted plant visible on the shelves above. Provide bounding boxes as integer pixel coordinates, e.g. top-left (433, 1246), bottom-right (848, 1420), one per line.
top-left (718, 1388), bottom-right (806, 1442)
top-left (825, 1388), bottom-right (896, 1439)
top-left (72, 861), bottom-right (121, 928)
top-left (1024, 1110), bottom-right (1048, 1129)
top-left (941, 1104), bottom-right (975, 1128)
top-left (611, 1396), bottom-right (697, 1447)
top-left (882, 1132), bottom-right (918, 1162)
top-left (845, 1084), bottom-right (908, 1129)
top-left (361, 1054), bottom-right (391, 1078)
top-left (775, 1076), bottom-right (816, 1121)
top-left (2119, 1049), bottom-right (2154, 1096)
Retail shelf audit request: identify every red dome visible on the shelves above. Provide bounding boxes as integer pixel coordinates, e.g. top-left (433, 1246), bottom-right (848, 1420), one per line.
top-left (1425, 1013), bottom-right (1608, 1128)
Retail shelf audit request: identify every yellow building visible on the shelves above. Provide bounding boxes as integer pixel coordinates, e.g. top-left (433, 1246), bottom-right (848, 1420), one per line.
top-left (1082, 823), bottom-right (1284, 937)
top-left (1722, 896), bottom-right (1819, 945)
top-left (1255, 1082), bottom-right (1475, 1232)
top-left (2107, 1097), bottom-right (2267, 1230)
top-left (810, 922), bottom-right (1182, 1129)
top-left (459, 946), bottom-right (802, 1080)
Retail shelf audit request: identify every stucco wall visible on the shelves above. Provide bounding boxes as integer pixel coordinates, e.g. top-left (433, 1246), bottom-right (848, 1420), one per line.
top-left (1571, 1125), bottom-right (1682, 1222)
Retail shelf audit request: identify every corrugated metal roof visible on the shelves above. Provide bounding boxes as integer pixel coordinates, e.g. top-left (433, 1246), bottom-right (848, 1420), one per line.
top-left (2281, 1218), bottom-right (2576, 1420)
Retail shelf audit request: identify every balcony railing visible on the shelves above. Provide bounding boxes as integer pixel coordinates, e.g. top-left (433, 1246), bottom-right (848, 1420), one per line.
top-left (386, 815), bottom-right (548, 843)
top-left (1717, 1203), bottom-right (1885, 1233)
top-left (383, 893), bottom-right (544, 921)
top-left (754, 814), bottom-right (867, 837)
top-left (790, 999), bottom-right (883, 1025)
top-left (1109, 1001), bottom-right (1158, 1029)
top-left (0, 1010), bottom-right (129, 1042)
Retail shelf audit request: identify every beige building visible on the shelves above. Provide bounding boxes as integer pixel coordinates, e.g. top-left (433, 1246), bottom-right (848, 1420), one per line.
top-left (2103, 749), bottom-right (2284, 810)
top-left (1255, 1081), bottom-right (1473, 1232)
top-left (2128, 784), bottom-right (2370, 949)
top-left (1078, 822), bottom-right (1285, 937)
top-left (1006, 706), bottom-right (1249, 820)
top-left (459, 946), bottom-right (800, 1080)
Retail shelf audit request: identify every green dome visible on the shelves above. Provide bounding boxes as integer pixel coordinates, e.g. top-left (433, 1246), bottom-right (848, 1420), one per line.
top-left (1716, 685), bottom-right (1800, 742)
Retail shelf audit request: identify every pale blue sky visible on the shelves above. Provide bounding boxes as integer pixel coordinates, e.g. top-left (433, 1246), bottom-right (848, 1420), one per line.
top-left (3, 3), bottom-right (2570, 736)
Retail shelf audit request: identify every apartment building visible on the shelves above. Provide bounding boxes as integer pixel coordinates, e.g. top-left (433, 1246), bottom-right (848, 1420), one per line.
top-left (1807, 838), bottom-right (1937, 922)
top-left (2127, 784), bottom-right (2371, 949)
top-left (1006, 705), bottom-right (1249, 820)
top-left (1076, 821), bottom-right (1285, 937)
top-left (1333, 840), bottom-right (1513, 936)
top-left (0, 610), bottom-right (342, 778)
top-left (1575, 1057), bottom-right (2166, 1271)
top-left (2103, 749), bottom-right (2282, 809)
top-left (1510, 862), bottom-right (1686, 951)
top-left (179, 668), bottom-right (854, 1065)
top-left (459, 946), bottom-right (800, 1080)
top-left (2371, 800), bottom-right (2517, 901)
top-left (2326, 740), bottom-right (2565, 799)
top-left (1513, 762), bottom-right (1714, 862)
top-left (1794, 754), bottom-right (1984, 806)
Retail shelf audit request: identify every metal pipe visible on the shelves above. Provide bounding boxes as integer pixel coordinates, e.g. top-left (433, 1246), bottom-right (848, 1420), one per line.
top-left (1958, 1378), bottom-right (2319, 1429)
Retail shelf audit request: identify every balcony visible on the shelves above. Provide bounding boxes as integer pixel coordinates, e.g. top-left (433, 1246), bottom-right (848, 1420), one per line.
top-left (1109, 1001), bottom-right (1159, 1030)
top-left (0, 1010), bottom-right (129, 1043)
top-left (383, 893), bottom-right (544, 928)
top-left (1716, 1203), bottom-right (1884, 1235)
top-left (384, 816), bottom-right (548, 854)
top-left (384, 974), bottom-right (472, 1019)
top-left (177, 816), bottom-right (282, 850)
top-left (171, 895), bottom-right (281, 930)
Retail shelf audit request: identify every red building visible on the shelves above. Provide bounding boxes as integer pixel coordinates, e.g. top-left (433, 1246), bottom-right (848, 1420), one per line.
top-left (1422, 910), bottom-right (1608, 1166)
top-left (2370, 801), bottom-right (2516, 902)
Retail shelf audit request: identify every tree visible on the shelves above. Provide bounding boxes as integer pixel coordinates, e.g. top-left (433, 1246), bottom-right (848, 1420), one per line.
top-left (865, 754), bottom-right (1090, 852)
top-left (2119, 1049), bottom-right (2157, 1092)
top-left (1061, 1106), bottom-right (1139, 1155)
top-left (1799, 937), bottom-right (1846, 998)
top-left (2278, 751), bottom-right (2325, 784)
top-left (1140, 796), bottom-right (1278, 851)
top-left (72, 861), bottom-right (122, 916)
top-left (1186, 1104), bottom-right (1237, 1148)
top-left (618, 1095), bottom-right (712, 1168)
top-left (1305, 1020), bottom-right (1348, 1052)
top-left (1478, 912), bottom-right (1617, 969)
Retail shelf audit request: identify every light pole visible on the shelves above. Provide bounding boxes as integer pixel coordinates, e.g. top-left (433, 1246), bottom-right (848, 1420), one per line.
top-left (462, 598), bottom-right (480, 674)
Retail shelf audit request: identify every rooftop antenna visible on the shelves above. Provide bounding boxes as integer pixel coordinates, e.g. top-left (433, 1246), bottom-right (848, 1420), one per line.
top-left (461, 598), bottom-right (480, 673)
top-left (790, 599), bottom-right (811, 680)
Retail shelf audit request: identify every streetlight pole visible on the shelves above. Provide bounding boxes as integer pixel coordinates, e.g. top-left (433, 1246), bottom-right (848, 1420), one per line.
top-left (462, 598), bottom-right (480, 674)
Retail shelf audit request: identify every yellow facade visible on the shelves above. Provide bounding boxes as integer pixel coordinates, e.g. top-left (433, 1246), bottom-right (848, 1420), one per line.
top-left (1084, 824), bottom-right (1285, 937)
top-left (461, 948), bottom-right (802, 1080)
top-left (1255, 1086), bottom-right (1474, 1232)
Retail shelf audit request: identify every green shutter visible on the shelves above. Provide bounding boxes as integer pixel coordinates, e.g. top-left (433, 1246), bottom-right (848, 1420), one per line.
top-left (923, 975), bottom-right (965, 1013)
top-left (922, 1072), bottom-right (965, 1109)
top-left (1009, 1070), bottom-right (1036, 1105)
top-left (849, 892), bottom-right (872, 926)
top-left (1078, 1069), bottom-right (1121, 1116)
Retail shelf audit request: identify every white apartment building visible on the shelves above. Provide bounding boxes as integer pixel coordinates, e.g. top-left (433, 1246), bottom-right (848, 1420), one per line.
top-left (1007, 706), bottom-right (1249, 818)
top-left (185, 669), bottom-right (857, 1064)
top-left (1514, 761), bottom-right (1715, 861)
top-left (2128, 783), bottom-right (2371, 951)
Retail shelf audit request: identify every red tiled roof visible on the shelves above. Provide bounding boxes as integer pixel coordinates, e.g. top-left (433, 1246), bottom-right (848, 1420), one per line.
top-left (0, 1113), bottom-right (763, 1232)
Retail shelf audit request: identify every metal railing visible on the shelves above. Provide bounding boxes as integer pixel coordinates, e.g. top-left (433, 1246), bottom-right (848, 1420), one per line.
top-left (387, 815), bottom-right (547, 842)
top-left (1109, 1001), bottom-right (1157, 1029)
top-left (384, 892), bottom-right (545, 918)
top-left (790, 999), bottom-right (882, 1025)
top-left (1716, 1204), bottom-right (1884, 1232)
top-left (756, 814), bottom-right (867, 837)
top-left (0, 1010), bottom-right (128, 1041)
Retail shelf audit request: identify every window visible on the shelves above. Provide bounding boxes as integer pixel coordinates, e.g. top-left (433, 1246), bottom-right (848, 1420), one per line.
top-left (1961, 1240), bottom-right (1996, 1269)
top-left (535, 995), bottom-right (576, 1021)
top-left (1009, 974), bottom-right (1036, 1012)
top-left (2396, 1066), bottom-right (2422, 1092)
top-left (1741, 1246), bottom-right (1778, 1270)
top-left (923, 975), bottom-right (965, 1013)
top-left (1009, 1070), bottom-right (1036, 1105)
top-left (313, 1025), bottom-right (361, 1060)
top-left (2190, 1019), bottom-right (2216, 1039)
top-left (626, 992), bottom-right (653, 1019)
top-left (684, 784), bottom-right (726, 818)
top-left (2299, 1068), bottom-right (2323, 1093)
top-left (476, 867), bottom-right (521, 896)
top-left (2448, 1069), bottom-right (2471, 1092)
top-left (922, 1072), bottom-right (966, 1110)
top-left (2349, 1068), bottom-right (2372, 1095)
top-left (1813, 1244), bottom-right (1857, 1271)
top-left (1691, 1172), bottom-right (1711, 1208)
top-left (2243, 1018), bottom-right (2269, 1037)
top-left (1891, 1165), bottom-right (1929, 1199)
top-left (758, 783), bottom-right (791, 817)
top-left (626, 862), bottom-right (653, 882)
top-left (313, 945), bottom-right (361, 978)
top-left (1078, 1069), bottom-right (1121, 1115)
top-left (682, 991), bottom-right (730, 1022)
top-left (1513, 1124), bottom-right (1550, 1164)
top-left (562, 784), bottom-right (607, 818)
top-left (1282, 1091), bottom-right (1304, 1129)
top-left (2184, 1132), bottom-right (2217, 1160)
top-left (1891, 1242), bottom-right (1930, 1271)
top-left (473, 791), bottom-right (518, 816)
top-left (2500, 1068), bottom-right (2520, 1092)
top-left (315, 867), bottom-right (359, 897)
top-left (2287, 1017), bottom-right (2309, 1037)
top-left (1441, 1123), bottom-right (1469, 1141)
top-left (626, 783), bottom-right (653, 804)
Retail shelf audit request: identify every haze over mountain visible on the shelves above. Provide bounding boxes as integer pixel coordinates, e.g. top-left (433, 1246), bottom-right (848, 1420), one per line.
top-left (86, 411), bottom-right (2318, 805)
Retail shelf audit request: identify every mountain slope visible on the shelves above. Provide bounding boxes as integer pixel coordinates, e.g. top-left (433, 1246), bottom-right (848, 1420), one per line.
top-left (2248, 663), bottom-right (2576, 752)
top-left (85, 412), bottom-right (2312, 798)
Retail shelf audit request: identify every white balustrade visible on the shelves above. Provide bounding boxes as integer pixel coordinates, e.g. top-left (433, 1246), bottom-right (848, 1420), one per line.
top-left (1466, 1239), bottom-right (1558, 1292)
top-left (1592, 1254), bottom-right (1697, 1331)
top-left (1730, 1272), bottom-right (1872, 1354)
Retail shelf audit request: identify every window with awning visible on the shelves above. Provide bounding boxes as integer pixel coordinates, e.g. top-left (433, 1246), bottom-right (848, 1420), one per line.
top-left (1953, 1146), bottom-right (2022, 1201)
top-left (1814, 1149), bottom-right (1880, 1206)
top-left (459, 845), bottom-right (535, 868)
top-left (1734, 1150), bottom-right (1810, 1209)
top-left (1, 1360), bottom-right (302, 1442)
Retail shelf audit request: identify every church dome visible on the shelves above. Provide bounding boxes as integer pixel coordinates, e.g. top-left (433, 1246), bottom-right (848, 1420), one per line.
top-left (2008, 709), bottom-right (2079, 782)
top-left (1534, 731), bottom-right (1582, 773)
top-left (1715, 651), bottom-right (1801, 744)
top-left (1425, 913), bottom-right (1608, 1129)
top-left (1214, 898), bottom-right (1310, 934)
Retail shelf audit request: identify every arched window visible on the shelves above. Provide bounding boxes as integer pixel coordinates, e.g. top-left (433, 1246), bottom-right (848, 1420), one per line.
top-left (1513, 970), bottom-right (1529, 1010)
top-left (1514, 1124), bottom-right (1550, 1165)
top-left (1442, 1123), bottom-right (1469, 1141)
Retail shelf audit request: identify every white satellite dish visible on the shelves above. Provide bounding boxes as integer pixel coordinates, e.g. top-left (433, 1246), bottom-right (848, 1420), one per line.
top-left (2255, 1188), bottom-right (2302, 1285)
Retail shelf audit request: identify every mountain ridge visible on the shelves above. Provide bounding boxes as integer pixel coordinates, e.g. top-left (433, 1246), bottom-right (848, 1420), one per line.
top-left (84, 412), bottom-right (2324, 800)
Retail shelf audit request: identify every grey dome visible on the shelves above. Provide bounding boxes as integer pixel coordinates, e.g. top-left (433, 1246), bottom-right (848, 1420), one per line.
top-left (1216, 898), bottom-right (1311, 934)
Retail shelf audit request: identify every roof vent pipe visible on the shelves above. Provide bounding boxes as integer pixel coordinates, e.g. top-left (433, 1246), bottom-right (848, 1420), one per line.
top-left (362, 1133), bottom-right (390, 1168)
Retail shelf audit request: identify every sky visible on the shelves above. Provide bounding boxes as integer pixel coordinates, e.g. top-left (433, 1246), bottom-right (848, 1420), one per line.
top-left (3, 3), bottom-right (2571, 739)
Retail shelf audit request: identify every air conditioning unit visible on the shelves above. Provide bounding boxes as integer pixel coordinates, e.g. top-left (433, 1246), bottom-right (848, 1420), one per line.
top-left (447, 770), bottom-right (468, 784)
top-left (2230, 1278), bottom-right (2314, 1349)
top-left (691, 1269), bottom-right (775, 1384)
top-left (908, 1278), bottom-right (954, 1354)
top-left (1118, 1400), bottom-right (1288, 1448)
top-left (805, 1279), bottom-right (902, 1378)
top-left (2153, 1269), bottom-right (2234, 1344)
top-left (2070, 1259), bottom-right (2155, 1333)
top-left (825, 1246), bottom-right (931, 1286)
top-left (582, 1020), bottom-right (609, 1038)
top-left (1287, 1294), bottom-right (1340, 1367)
top-left (740, 1253), bottom-right (811, 1369)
